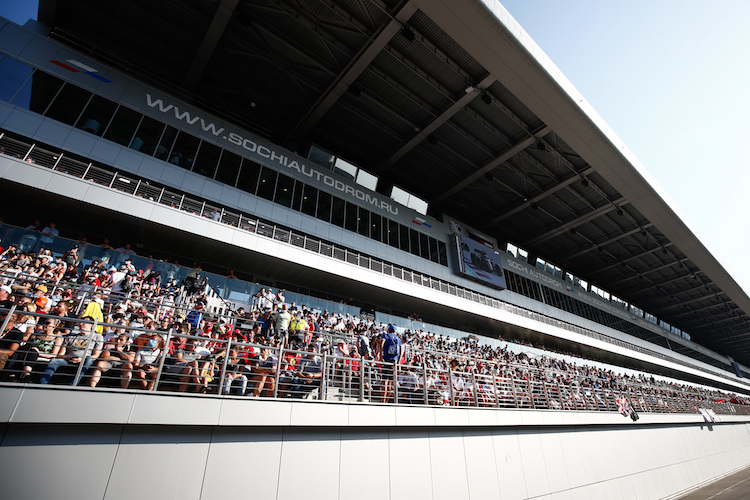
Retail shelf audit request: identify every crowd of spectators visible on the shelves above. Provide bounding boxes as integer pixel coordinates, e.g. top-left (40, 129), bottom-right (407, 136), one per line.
top-left (0, 231), bottom-right (748, 415)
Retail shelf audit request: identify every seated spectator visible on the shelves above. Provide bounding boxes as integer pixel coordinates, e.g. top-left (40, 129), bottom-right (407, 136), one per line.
top-left (220, 350), bottom-right (248, 396)
top-left (279, 345), bottom-right (322, 399)
top-left (124, 332), bottom-right (164, 391)
top-left (39, 316), bottom-right (103, 386)
top-left (249, 346), bottom-right (278, 397)
top-left (166, 338), bottom-right (211, 393)
top-left (88, 333), bottom-right (134, 388)
top-left (0, 313), bottom-right (30, 373)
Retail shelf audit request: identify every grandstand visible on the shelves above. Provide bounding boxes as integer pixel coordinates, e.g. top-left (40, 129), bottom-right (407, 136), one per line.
top-left (1, 1), bottom-right (750, 498)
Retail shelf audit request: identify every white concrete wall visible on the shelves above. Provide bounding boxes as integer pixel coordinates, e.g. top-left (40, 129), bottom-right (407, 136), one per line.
top-left (1, 385), bottom-right (750, 499)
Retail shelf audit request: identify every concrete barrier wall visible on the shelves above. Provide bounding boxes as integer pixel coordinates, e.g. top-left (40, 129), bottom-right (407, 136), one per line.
top-left (2, 386), bottom-right (750, 499)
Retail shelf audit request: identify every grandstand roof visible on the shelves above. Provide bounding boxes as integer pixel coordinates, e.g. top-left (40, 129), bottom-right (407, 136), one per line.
top-left (36, 0), bottom-right (750, 365)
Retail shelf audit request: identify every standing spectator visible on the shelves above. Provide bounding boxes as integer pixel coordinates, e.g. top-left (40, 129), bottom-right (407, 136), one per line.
top-left (116, 243), bottom-right (136, 256)
top-left (39, 222), bottom-right (58, 246)
top-left (272, 304), bottom-right (291, 341)
top-left (380, 324), bottom-right (403, 403)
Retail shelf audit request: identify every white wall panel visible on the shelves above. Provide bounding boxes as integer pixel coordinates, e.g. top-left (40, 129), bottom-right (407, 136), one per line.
top-left (201, 427), bottom-right (284, 500)
top-left (339, 430), bottom-right (390, 500)
top-left (150, 204), bottom-right (184, 228)
top-left (389, 429), bottom-right (433, 500)
top-left (0, 423), bottom-right (121, 500)
top-left (277, 429), bottom-right (341, 500)
top-left (136, 156), bottom-right (165, 178)
top-left (89, 140), bottom-right (123, 165)
top-left (160, 163), bottom-right (187, 186)
top-left (557, 429), bottom-right (587, 490)
top-left (35, 119), bottom-right (70, 145)
top-left (430, 429), bottom-right (471, 500)
top-left (114, 147), bottom-right (144, 170)
top-left (0, 23), bottom-right (34, 54)
top-left (83, 182), bottom-right (123, 208)
top-left (104, 426), bottom-right (211, 500)
top-left (62, 128), bottom-right (96, 156)
top-left (463, 429), bottom-right (503, 500)
top-left (537, 429), bottom-right (570, 494)
top-left (117, 195), bottom-right (155, 220)
top-left (492, 429), bottom-right (529, 500)
top-left (517, 429), bottom-right (553, 497)
top-left (201, 178), bottom-right (223, 200)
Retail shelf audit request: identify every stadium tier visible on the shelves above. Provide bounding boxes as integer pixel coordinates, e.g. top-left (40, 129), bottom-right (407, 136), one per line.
top-left (1, 1), bottom-right (750, 499)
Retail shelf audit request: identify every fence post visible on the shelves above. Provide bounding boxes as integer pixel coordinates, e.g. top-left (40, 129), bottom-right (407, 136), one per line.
top-left (218, 339), bottom-right (232, 395)
top-left (448, 367), bottom-right (455, 406)
top-left (272, 341), bottom-right (284, 399)
top-left (22, 144), bottom-right (35, 162)
top-left (52, 153), bottom-right (63, 170)
top-left (153, 329), bottom-right (173, 392)
top-left (72, 318), bottom-right (97, 386)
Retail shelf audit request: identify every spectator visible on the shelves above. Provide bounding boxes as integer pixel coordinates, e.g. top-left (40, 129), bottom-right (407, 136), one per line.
top-left (380, 324), bottom-right (403, 403)
top-left (39, 222), bottom-right (58, 246)
top-left (88, 333), bottom-right (134, 388)
top-left (39, 316), bottom-right (103, 386)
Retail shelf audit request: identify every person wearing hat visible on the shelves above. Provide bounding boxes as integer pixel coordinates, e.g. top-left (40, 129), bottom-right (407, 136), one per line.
top-left (0, 284), bottom-right (14, 311)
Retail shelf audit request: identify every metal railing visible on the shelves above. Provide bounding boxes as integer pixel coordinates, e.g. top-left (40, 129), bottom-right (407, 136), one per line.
top-left (0, 132), bottom-right (746, 388)
top-left (0, 311), bottom-right (747, 417)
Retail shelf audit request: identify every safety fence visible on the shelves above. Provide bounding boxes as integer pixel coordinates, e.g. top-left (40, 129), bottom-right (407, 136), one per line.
top-left (0, 311), bottom-right (747, 417)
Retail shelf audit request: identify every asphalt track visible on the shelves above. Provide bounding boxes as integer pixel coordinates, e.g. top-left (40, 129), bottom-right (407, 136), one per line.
top-left (677, 466), bottom-right (750, 499)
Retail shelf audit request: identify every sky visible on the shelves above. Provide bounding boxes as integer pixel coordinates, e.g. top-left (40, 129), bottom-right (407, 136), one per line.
top-left (499, 0), bottom-right (750, 295)
top-left (1, 1), bottom-right (749, 295)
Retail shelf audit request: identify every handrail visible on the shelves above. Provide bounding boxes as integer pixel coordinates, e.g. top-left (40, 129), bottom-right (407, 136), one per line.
top-left (0, 309), bottom-right (747, 417)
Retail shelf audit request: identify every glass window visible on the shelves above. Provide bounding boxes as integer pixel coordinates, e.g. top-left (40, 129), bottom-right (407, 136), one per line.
top-left (333, 157), bottom-right (356, 181)
top-left (387, 219), bottom-right (399, 248)
top-left (419, 233), bottom-right (430, 259)
top-left (128, 115), bottom-right (164, 155)
top-left (257, 166), bottom-right (278, 200)
top-left (308, 144), bottom-right (334, 170)
top-left (274, 173), bottom-right (295, 207)
top-left (429, 237), bottom-right (439, 263)
top-left (237, 158), bottom-right (261, 194)
top-left (316, 191), bottom-right (332, 222)
top-left (300, 184), bottom-right (317, 216)
top-left (193, 141), bottom-right (221, 178)
top-left (370, 213), bottom-right (382, 242)
top-left (44, 83), bottom-right (92, 126)
top-left (155, 126), bottom-right (177, 160)
top-left (0, 56), bottom-right (33, 104)
top-left (356, 169), bottom-right (378, 191)
top-left (409, 229), bottom-right (420, 256)
top-left (291, 180), bottom-right (304, 211)
top-left (331, 197), bottom-right (345, 227)
top-left (357, 207), bottom-right (369, 237)
top-left (399, 224), bottom-right (410, 252)
top-left (438, 241), bottom-right (448, 266)
top-left (75, 95), bottom-right (118, 137)
top-left (168, 131), bottom-right (200, 169)
top-left (215, 150), bottom-right (241, 186)
top-left (103, 106), bottom-right (142, 146)
top-left (24, 71), bottom-right (66, 115)
top-left (344, 201), bottom-right (358, 232)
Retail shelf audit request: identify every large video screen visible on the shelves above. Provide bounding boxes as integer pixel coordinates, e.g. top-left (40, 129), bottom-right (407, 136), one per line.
top-left (455, 233), bottom-right (507, 290)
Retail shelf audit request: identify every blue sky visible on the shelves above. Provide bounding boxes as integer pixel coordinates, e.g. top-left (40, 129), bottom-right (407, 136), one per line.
top-left (501, 0), bottom-right (750, 295)
top-left (2, 1), bottom-right (749, 297)
top-left (0, 1), bottom-right (36, 26)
